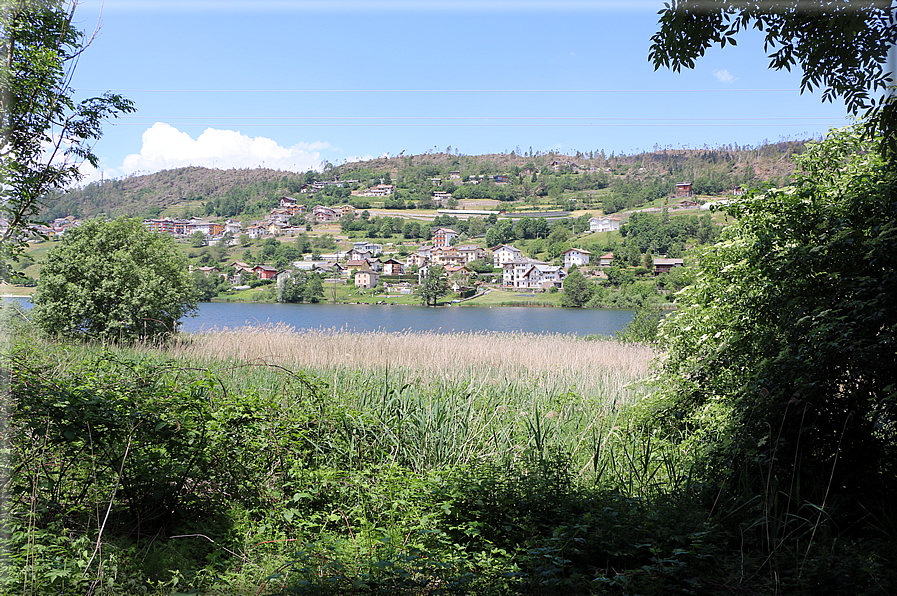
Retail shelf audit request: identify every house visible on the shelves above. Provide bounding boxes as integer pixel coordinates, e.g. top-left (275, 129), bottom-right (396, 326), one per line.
top-left (382, 258), bottom-right (405, 276)
top-left (268, 209), bottom-right (293, 223)
top-left (278, 197), bottom-right (306, 215)
top-left (433, 191), bottom-right (453, 204)
top-left (353, 184), bottom-right (395, 197)
top-left (431, 246), bottom-right (463, 266)
top-left (245, 224), bottom-right (265, 239)
top-left (406, 252), bottom-right (429, 268)
top-left (352, 241), bottom-right (383, 256)
top-left (194, 266), bottom-right (220, 277)
top-left (457, 245), bottom-right (487, 263)
top-left (365, 258), bottom-right (383, 273)
top-left (502, 257), bottom-right (547, 288)
top-left (449, 171), bottom-right (461, 180)
top-left (432, 227), bottom-right (458, 248)
top-left (355, 270), bottom-right (379, 289)
top-left (253, 265), bottom-right (277, 280)
top-left (654, 257), bottom-right (685, 275)
top-left (589, 216), bottom-right (622, 233)
top-left (492, 244), bottom-right (523, 268)
top-left (267, 221), bottom-right (288, 235)
top-left (598, 252), bottom-right (614, 267)
top-left (312, 205), bottom-right (339, 222)
top-left (677, 199), bottom-right (699, 208)
top-left (340, 204), bottom-right (356, 218)
top-left (519, 264), bottom-right (566, 290)
top-left (347, 248), bottom-right (374, 262)
top-left (224, 219), bottom-right (242, 235)
top-left (675, 182), bottom-right (693, 197)
top-left (563, 248), bottom-right (592, 268)
top-left (344, 259), bottom-right (371, 274)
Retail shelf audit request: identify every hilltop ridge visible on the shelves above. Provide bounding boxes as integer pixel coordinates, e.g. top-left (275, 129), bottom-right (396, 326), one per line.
top-left (42, 141), bottom-right (806, 222)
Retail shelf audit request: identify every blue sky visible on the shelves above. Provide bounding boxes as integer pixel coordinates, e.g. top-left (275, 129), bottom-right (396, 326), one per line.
top-left (69, 0), bottom-right (853, 184)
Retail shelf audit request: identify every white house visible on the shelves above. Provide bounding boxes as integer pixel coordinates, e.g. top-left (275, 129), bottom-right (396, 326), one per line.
top-left (492, 244), bottom-right (523, 268)
top-left (519, 264), bottom-right (567, 290)
top-left (433, 227), bottom-right (458, 248)
top-left (352, 241), bottom-right (383, 256)
top-left (589, 216), bottom-right (622, 233)
top-left (502, 257), bottom-right (547, 288)
top-left (563, 248), bottom-right (592, 268)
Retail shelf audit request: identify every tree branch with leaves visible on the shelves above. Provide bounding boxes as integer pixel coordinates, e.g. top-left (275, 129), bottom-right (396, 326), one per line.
top-left (1, 0), bottom-right (134, 279)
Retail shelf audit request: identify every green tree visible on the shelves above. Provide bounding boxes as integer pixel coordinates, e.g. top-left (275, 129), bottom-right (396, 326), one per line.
top-left (560, 267), bottom-right (593, 307)
top-left (419, 265), bottom-right (449, 307)
top-left (649, 1), bottom-right (897, 152)
top-left (32, 218), bottom-right (197, 340)
top-left (191, 270), bottom-right (220, 301)
top-left (0, 1), bottom-right (134, 279)
top-left (189, 230), bottom-right (207, 247)
top-left (656, 125), bottom-right (897, 513)
top-left (304, 273), bottom-right (324, 303)
top-left (278, 271), bottom-right (307, 303)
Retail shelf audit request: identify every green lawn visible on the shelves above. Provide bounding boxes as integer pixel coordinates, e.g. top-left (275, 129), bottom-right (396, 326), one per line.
top-left (463, 287), bottom-right (561, 307)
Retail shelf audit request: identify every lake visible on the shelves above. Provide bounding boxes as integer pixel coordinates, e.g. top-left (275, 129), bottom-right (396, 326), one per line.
top-left (3, 298), bottom-right (635, 336)
top-left (183, 302), bottom-right (634, 336)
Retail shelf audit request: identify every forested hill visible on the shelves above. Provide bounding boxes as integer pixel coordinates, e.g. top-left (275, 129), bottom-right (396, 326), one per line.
top-left (43, 140), bottom-right (806, 222)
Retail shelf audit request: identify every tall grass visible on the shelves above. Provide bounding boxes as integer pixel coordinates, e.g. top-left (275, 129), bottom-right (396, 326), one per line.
top-left (142, 325), bottom-right (663, 480)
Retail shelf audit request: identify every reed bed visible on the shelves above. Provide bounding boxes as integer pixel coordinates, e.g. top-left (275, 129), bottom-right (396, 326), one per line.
top-left (147, 324), bottom-right (663, 476)
top-left (172, 323), bottom-right (655, 397)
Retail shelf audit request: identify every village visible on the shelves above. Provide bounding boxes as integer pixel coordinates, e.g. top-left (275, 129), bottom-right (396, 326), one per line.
top-left (141, 192), bottom-right (692, 300)
top-left (5, 178), bottom-right (706, 304)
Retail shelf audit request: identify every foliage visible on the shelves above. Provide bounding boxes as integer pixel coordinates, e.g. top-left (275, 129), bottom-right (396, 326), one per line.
top-left (32, 217), bottom-right (197, 340)
top-left (191, 270), bottom-right (226, 301)
top-left (649, 0), bottom-right (897, 153)
top-left (560, 268), bottom-right (593, 307)
top-left (616, 303), bottom-right (665, 345)
top-left (418, 265), bottom-right (450, 306)
top-left (278, 271), bottom-right (325, 304)
top-left (622, 211), bottom-right (718, 255)
top-left (655, 125), bottom-right (897, 517)
top-left (0, 0), bottom-right (134, 279)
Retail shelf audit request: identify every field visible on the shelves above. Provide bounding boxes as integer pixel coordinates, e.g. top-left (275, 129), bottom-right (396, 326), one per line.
top-left (4, 315), bottom-right (892, 595)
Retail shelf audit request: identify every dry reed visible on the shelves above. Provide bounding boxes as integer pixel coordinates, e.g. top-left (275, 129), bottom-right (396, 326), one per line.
top-left (168, 323), bottom-right (657, 401)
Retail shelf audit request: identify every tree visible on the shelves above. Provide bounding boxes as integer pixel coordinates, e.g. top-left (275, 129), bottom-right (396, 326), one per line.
top-left (419, 266), bottom-right (449, 307)
top-left (656, 125), bottom-right (897, 514)
top-left (32, 218), bottom-right (198, 340)
top-left (189, 230), bottom-right (207, 247)
top-left (560, 267), bottom-right (593, 307)
top-left (278, 270), bottom-right (307, 303)
top-left (304, 273), bottom-right (324, 303)
top-left (649, 1), bottom-right (897, 152)
top-left (1, 1), bottom-right (134, 279)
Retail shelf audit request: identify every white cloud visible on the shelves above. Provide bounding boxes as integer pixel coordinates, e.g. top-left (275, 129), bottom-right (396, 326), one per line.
top-left (712, 69), bottom-right (736, 84)
top-left (118, 123), bottom-right (329, 175)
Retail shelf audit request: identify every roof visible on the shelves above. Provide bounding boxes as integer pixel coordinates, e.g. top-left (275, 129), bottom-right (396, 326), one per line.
top-left (654, 258), bottom-right (684, 266)
top-left (563, 248), bottom-right (592, 254)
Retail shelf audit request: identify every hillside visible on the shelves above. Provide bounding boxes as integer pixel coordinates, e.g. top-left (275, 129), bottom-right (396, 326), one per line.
top-left (42, 141), bottom-right (806, 222)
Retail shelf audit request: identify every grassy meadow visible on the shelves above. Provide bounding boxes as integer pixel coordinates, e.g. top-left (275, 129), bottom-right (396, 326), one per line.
top-left (3, 311), bottom-right (893, 595)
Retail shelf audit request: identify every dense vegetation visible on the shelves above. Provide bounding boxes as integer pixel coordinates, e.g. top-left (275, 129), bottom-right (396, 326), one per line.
top-left (41, 141), bottom-right (802, 223)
